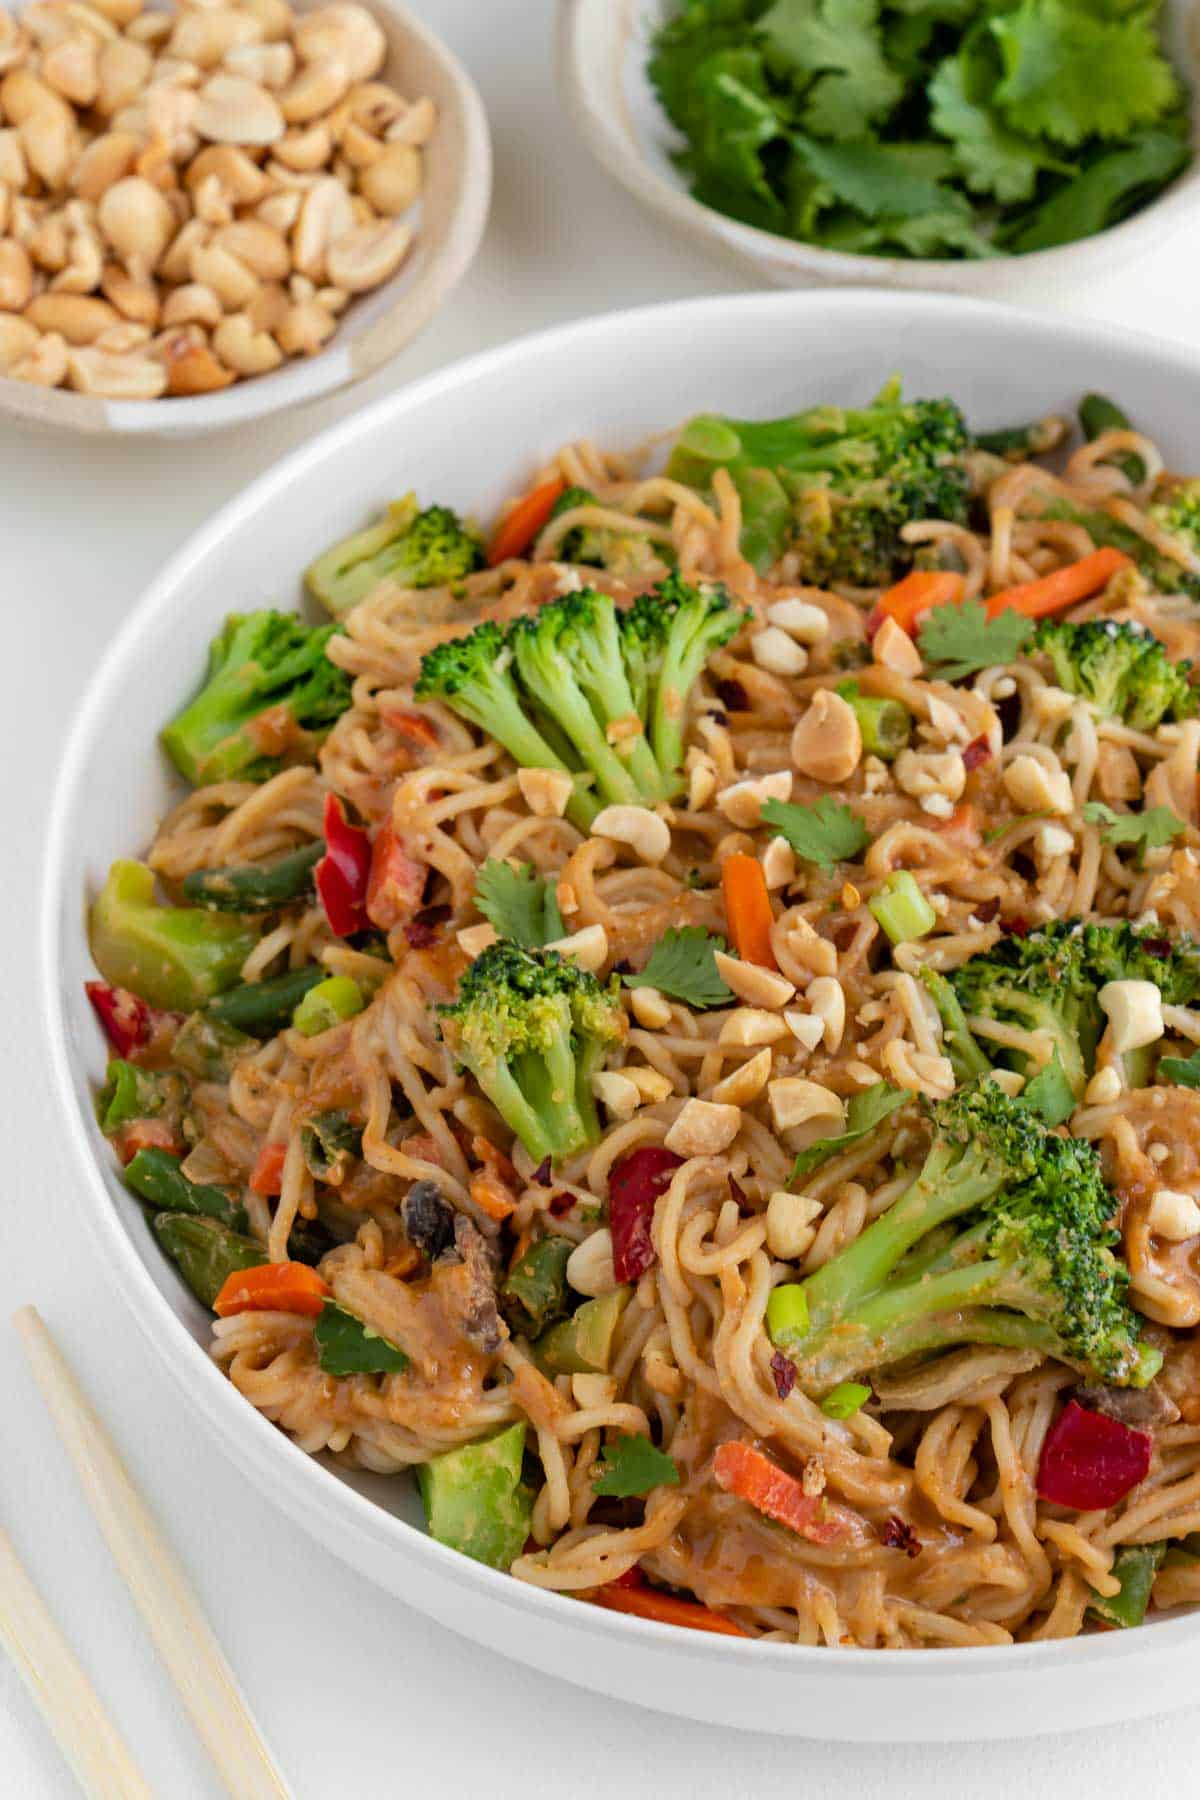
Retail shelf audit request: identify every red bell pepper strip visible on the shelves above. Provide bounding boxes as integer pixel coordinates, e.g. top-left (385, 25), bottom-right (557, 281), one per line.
top-left (365, 822), bottom-right (427, 931)
top-left (315, 793), bottom-right (372, 937)
top-left (608, 1146), bottom-right (684, 1282)
top-left (713, 1440), bottom-right (850, 1545)
top-left (1036, 1400), bottom-right (1152, 1510)
top-left (85, 981), bottom-right (179, 1060)
top-left (249, 1140), bottom-right (287, 1197)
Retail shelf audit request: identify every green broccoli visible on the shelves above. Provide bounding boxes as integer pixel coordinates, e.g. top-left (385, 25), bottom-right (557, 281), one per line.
top-left (90, 862), bottom-right (259, 1011)
top-left (665, 381), bottom-right (970, 582)
top-left (305, 495), bottom-right (483, 616)
top-left (161, 611), bottom-right (352, 788)
top-left (785, 1084), bottom-right (1159, 1394)
top-left (415, 577), bottom-right (747, 825)
top-left (438, 942), bottom-right (627, 1164)
top-left (945, 920), bottom-right (1200, 1101)
top-left (547, 485), bottom-right (669, 582)
top-left (1031, 617), bottom-right (1196, 731)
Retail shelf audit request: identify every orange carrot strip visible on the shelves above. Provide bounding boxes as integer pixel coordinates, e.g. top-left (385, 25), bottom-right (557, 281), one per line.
top-left (249, 1140), bottom-right (286, 1197)
top-left (486, 475), bottom-right (567, 567)
top-left (869, 570), bottom-right (965, 637)
top-left (592, 1582), bottom-right (748, 1638)
top-left (713, 1440), bottom-right (847, 1545)
top-left (985, 547), bottom-right (1132, 620)
top-left (382, 709), bottom-right (440, 749)
top-left (721, 853), bottom-right (777, 970)
top-left (213, 1262), bottom-right (330, 1319)
top-left (469, 1171), bottom-right (517, 1223)
top-left (115, 1119), bottom-right (183, 1166)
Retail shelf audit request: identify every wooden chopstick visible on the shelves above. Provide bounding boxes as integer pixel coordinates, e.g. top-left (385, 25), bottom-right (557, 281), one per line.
top-left (14, 1306), bottom-right (292, 1800)
top-left (0, 1528), bottom-right (154, 1800)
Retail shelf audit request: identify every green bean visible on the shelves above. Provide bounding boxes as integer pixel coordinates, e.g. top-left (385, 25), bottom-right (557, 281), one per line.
top-left (204, 965), bottom-right (325, 1037)
top-left (181, 841), bottom-right (323, 913)
top-left (152, 1212), bottom-right (265, 1310)
top-left (1079, 393), bottom-right (1144, 485)
top-left (974, 418), bottom-right (1066, 462)
top-left (124, 1147), bottom-right (246, 1230)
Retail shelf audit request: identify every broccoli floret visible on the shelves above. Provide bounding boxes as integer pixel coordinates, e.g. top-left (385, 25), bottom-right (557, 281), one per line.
top-left (416, 577), bottom-right (747, 822)
top-left (946, 921), bottom-right (1200, 1100)
top-left (620, 572), bottom-right (746, 789)
top-left (1031, 617), bottom-right (1196, 732)
top-left (306, 495), bottom-right (483, 616)
top-left (665, 382), bottom-right (970, 583)
top-left (438, 943), bottom-right (627, 1163)
top-left (91, 862), bottom-right (259, 1011)
top-left (1150, 478), bottom-right (1200, 571)
top-left (160, 610), bottom-right (352, 788)
top-left (548, 486), bottom-right (669, 583)
top-left (414, 619), bottom-right (592, 821)
top-left (788, 1084), bottom-right (1159, 1394)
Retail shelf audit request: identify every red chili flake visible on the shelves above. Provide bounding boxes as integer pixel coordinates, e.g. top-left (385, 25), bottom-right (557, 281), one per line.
top-left (403, 919), bottom-right (439, 948)
top-left (1002, 915), bottom-right (1033, 938)
top-left (716, 678), bottom-right (749, 712)
top-left (962, 735), bottom-right (992, 771)
top-left (533, 1156), bottom-right (553, 1188)
top-left (728, 1174), bottom-right (747, 1209)
top-left (609, 1146), bottom-right (685, 1282)
top-left (1143, 938), bottom-right (1171, 959)
top-left (770, 1351), bottom-right (797, 1400)
top-left (973, 898), bottom-right (1000, 924)
top-left (879, 1515), bottom-right (922, 1558)
top-left (414, 903), bottom-right (451, 928)
top-left (548, 1191), bottom-right (574, 1217)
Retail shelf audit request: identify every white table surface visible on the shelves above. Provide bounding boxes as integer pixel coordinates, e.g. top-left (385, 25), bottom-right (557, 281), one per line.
top-left (3, 3), bottom-right (1200, 1794)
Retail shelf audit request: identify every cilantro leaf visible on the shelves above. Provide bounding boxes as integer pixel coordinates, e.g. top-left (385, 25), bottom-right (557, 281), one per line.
top-left (991, 0), bottom-right (1180, 148)
top-left (790, 1081), bottom-right (908, 1182)
top-left (314, 1302), bottom-right (410, 1376)
top-left (918, 599), bottom-right (1033, 681)
top-left (592, 1433), bottom-right (680, 1498)
top-left (677, 50), bottom-right (788, 231)
top-left (791, 136), bottom-right (964, 220)
top-left (760, 795), bottom-right (870, 869)
top-left (1159, 1049), bottom-right (1200, 1090)
top-left (1001, 125), bottom-right (1190, 254)
top-left (624, 926), bottom-right (733, 1011)
top-left (929, 45), bottom-right (1072, 204)
top-left (760, 0), bottom-right (903, 142)
top-left (474, 860), bottom-right (564, 949)
top-left (1082, 802), bottom-right (1186, 850)
top-left (1021, 1050), bottom-right (1075, 1126)
top-left (817, 207), bottom-right (997, 260)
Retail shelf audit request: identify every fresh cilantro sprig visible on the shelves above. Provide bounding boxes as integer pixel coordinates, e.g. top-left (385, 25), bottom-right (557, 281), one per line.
top-left (918, 599), bottom-right (1032, 682)
top-left (474, 860), bottom-right (564, 949)
top-left (1158, 1049), bottom-right (1200, 1090)
top-left (1082, 802), bottom-right (1186, 852)
top-left (592, 1433), bottom-right (681, 1498)
top-left (761, 795), bottom-right (871, 870)
top-left (790, 1081), bottom-right (908, 1183)
top-left (624, 927), bottom-right (733, 1011)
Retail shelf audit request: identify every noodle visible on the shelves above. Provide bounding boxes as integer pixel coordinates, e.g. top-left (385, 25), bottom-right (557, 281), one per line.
top-left (92, 400), bottom-right (1200, 1651)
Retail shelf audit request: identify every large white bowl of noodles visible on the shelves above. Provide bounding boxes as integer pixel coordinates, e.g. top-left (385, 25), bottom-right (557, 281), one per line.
top-left (42, 291), bottom-right (1200, 1741)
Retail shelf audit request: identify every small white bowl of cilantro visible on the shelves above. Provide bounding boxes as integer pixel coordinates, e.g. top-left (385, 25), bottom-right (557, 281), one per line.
top-left (560, 0), bottom-right (1199, 295)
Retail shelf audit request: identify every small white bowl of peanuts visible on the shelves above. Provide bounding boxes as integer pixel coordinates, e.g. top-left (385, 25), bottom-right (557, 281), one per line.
top-left (0, 0), bottom-right (491, 435)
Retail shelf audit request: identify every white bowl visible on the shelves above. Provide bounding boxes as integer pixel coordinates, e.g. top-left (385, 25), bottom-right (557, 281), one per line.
top-left (559, 0), bottom-right (1200, 301)
top-left (0, 0), bottom-right (491, 438)
top-left (43, 290), bottom-right (1200, 1740)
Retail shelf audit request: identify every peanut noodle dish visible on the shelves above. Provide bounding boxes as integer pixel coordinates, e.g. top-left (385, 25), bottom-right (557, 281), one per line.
top-left (85, 381), bottom-right (1200, 1650)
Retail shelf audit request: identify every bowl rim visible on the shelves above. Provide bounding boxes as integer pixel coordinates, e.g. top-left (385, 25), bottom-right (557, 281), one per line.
top-left (557, 0), bottom-right (1200, 282)
top-left (0, 0), bottom-right (492, 438)
top-left (42, 286), bottom-right (1200, 1680)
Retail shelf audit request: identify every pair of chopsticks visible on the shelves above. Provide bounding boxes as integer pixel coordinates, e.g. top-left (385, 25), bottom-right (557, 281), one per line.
top-left (5, 1307), bottom-right (292, 1800)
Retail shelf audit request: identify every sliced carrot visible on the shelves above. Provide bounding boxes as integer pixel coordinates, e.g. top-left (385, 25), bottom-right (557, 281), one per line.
top-left (721, 853), bottom-right (777, 970)
top-left (249, 1140), bottom-right (286, 1197)
top-left (382, 708), bottom-right (440, 749)
top-left (473, 1135), bottom-right (520, 1187)
top-left (985, 547), bottom-right (1133, 620)
top-left (486, 475), bottom-right (567, 567)
top-left (469, 1171), bottom-right (518, 1223)
top-left (115, 1118), bottom-right (183, 1166)
top-left (366, 822), bottom-right (427, 930)
top-left (869, 570), bottom-right (965, 638)
top-left (592, 1580), bottom-right (748, 1638)
top-left (713, 1440), bottom-right (848, 1545)
top-left (213, 1261), bottom-right (330, 1319)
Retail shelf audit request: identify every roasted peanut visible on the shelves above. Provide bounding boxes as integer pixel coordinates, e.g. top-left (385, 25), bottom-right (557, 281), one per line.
top-left (359, 140), bottom-right (420, 216)
top-left (212, 309), bottom-right (282, 374)
top-left (0, 239), bottom-right (35, 310)
top-left (25, 289), bottom-right (120, 341)
top-left (325, 217), bottom-right (410, 292)
top-left (66, 341), bottom-right (168, 396)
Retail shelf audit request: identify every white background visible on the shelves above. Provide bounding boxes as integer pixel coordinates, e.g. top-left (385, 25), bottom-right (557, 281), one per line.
top-left (3, 2), bottom-right (1200, 1794)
